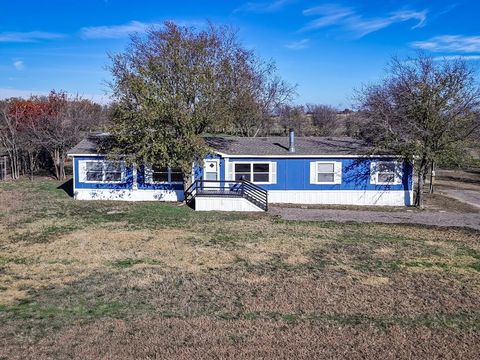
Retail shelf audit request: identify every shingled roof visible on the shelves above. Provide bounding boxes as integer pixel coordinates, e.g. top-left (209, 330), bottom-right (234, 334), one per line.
top-left (67, 133), bottom-right (110, 155)
top-left (205, 136), bottom-right (374, 156)
top-left (68, 133), bottom-right (377, 156)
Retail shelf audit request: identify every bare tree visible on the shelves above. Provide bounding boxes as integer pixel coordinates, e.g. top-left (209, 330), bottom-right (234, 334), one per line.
top-left (357, 54), bottom-right (480, 208)
top-left (0, 100), bottom-right (21, 179)
top-left (28, 92), bottom-right (104, 180)
top-left (222, 45), bottom-right (295, 136)
top-left (1, 92), bottom-right (105, 181)
top-left (306, 104), bottom-right (338, 136)
top-left (108, 21), bottom-right (294, 190)
top-left (277, 105), bottom-right (310, 135)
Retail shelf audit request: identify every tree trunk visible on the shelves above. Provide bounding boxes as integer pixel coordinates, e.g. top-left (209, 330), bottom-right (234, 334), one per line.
top-left (59, 150), bottom-right (66, 181)
top-left (52, 148), bottom-right (60, 180)
top-left (8, 146), bottom-right (20, 180)
top-left (429, 160), bottom-right (435, 194)
top-left (414, 155), bottom-right (428, 209)
top-left (29, 151), bottom-right (35, 180)
top-left (183, 171), bottom-right (193, 204)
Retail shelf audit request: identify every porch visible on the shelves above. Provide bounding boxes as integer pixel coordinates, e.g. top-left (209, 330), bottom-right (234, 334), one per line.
top-left (184, 180), bottom-right (268, 212)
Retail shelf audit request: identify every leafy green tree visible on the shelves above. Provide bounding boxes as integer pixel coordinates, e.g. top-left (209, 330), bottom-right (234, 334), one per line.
top-left (357, 54), bottom-right (480, 208)
top-left (108, 22), bottom-right (293, 187)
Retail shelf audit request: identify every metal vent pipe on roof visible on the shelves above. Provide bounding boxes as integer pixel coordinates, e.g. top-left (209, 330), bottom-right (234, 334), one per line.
top-left (288, 128), bottom-right (295, 153)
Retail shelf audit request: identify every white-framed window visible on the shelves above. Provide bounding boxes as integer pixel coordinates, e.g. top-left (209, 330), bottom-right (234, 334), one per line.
top-left (79, 160), bottom-right (126, 183)
top-left (310, 161), bottom-right (342, 184)
top-left (370, 161), bottom-right (402, 185)
top-left (227, 161), bottom-right (277, 184)
top-left (144, 166), bottom-right (183, 184)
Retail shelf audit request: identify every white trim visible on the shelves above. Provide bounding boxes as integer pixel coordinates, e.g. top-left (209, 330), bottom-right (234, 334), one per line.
top-left (69, 151), bottom-right (403, 160)
top-left (69, 151), bottom-right (403, 159)
top-left (268, 190), bottom-right (412, 206)
top-left (78, 159), bottom-right (126, 184)
top-left (132, 164), bottom-right (138, 190)
top-left (231, 161), bottom-right (275, 185)
top-left (72, 156), bottom-right (76, 198)
top-left (225, 158), bottom-right (233, 181)
top-left (203, 159), bottom-right (220, 181)
top-left (191, 162), bottom-right (196, 184)
top-left (68, 153), bottom-right (104, 158)
top-left (214, 151), bottom-right (402, 159)
top-left (310, 161), bottom-right (342, 185)
top-left (370, 161), bottom-right (402, 185)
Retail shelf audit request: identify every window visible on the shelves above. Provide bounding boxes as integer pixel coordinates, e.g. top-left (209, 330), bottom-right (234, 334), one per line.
top-left (231, 162), bottom-right (276, 184)
top-left (81, 160), bottom-right (125, 183)
top-left (145, 166), bottom-right (183, 184)
top-left (234, 163), bottom-right (252, 181)
top-left (104, 162), bottom-right (124, 182)
top-left (253, 163), bottom-right (270, 182)
top-left (85, 161), bottom-right (104, 182)
top-left (317, 163), bottom-right (335, 183)
top-left (310, 161), bottom-right (342, 184)
top-left (377, 162), bottom-right (395, 183)
top-left (370, 161), bottom-right (402, 185)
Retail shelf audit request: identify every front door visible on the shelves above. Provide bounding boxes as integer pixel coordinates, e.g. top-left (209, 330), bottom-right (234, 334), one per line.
top-left (203, 159), bottom-right (220, 191)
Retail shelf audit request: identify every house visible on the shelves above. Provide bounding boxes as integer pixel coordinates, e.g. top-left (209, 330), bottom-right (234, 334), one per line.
top-left (67, 130), bottom-right (414, 211)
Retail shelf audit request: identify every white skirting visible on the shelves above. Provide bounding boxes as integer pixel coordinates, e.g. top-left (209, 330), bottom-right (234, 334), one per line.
top-left (268, 190), bottom-right (412, 206)
top-left (195, 197), bottom-right (264, 212)
top-left (74, 188), bottom-right (184, 202)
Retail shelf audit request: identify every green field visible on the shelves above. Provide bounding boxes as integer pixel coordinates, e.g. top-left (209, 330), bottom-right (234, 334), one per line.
top-left (1, 179), bottom-right (479, 359)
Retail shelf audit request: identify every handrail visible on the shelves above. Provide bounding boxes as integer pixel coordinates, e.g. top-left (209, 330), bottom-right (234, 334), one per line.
top-left (184, 179), bottom-right (268, 211)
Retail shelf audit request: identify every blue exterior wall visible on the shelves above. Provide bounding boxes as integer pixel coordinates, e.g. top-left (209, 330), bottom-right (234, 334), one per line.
top-left (73, 156), bottom-right (184, 191)
top-left (218, 157), bottom-right (413, 192)
top-left (73, 155), bottom-right (413, 194)
top-left (73, 156), bottom-right (133, 190)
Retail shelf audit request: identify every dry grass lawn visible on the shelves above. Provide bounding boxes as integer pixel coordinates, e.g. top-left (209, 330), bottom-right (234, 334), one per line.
top-left (0, 178), bottom-right (479, 359)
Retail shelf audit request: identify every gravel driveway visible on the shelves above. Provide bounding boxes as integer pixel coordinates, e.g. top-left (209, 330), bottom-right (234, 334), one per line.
top-left (270, 207), bottom-right (480, 231)
top-left (439, 189), bottom-right (480, 209)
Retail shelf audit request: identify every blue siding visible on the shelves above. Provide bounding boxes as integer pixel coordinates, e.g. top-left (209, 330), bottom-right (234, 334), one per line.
top-left (223, 157), bottom-right (413, 192)
top-left (73, 155), bottom-right (413, 196)
top-left (73, 156), bottom-right (133, 190)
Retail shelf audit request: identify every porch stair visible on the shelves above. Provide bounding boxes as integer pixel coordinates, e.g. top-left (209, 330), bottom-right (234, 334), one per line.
top-left (184, 180), bottom-right (268, 211)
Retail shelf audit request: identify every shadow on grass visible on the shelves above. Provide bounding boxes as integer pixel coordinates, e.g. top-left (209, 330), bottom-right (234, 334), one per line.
top-left (57, 178), bottom-right (74, 198)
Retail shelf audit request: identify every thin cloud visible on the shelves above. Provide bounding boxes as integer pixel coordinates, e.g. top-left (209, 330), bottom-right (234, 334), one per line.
top-left (80, 20), bottom-right (204, 39)
top-left (235, 0), bottom-right (294, 13)
top-left (80, 20), bottom-right (153, 39)
top-left (0, 31), bottom-right (65, 43)
top-left (432, 55), bottom-right (480, 61)
top-left (301, 4), bottom-right (427, 38)
top-left (285, 39), bottom-right (309, 50)
top-left (412, 35), bottom-right (480, 53)
top-left (13, 60), bottom-right (24, 71)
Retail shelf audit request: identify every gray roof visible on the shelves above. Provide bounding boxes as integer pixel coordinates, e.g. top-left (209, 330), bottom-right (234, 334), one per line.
top-left (68, 133), bottom-right (377, 157)
top-left (205, 136), bottom-right (375, 156)
top-left (67, 133), bottom-right (109, 155)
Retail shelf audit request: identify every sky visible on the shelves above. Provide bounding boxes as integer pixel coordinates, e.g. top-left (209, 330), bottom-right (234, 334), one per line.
top-left (0, 0), bottom-right (479, 108)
